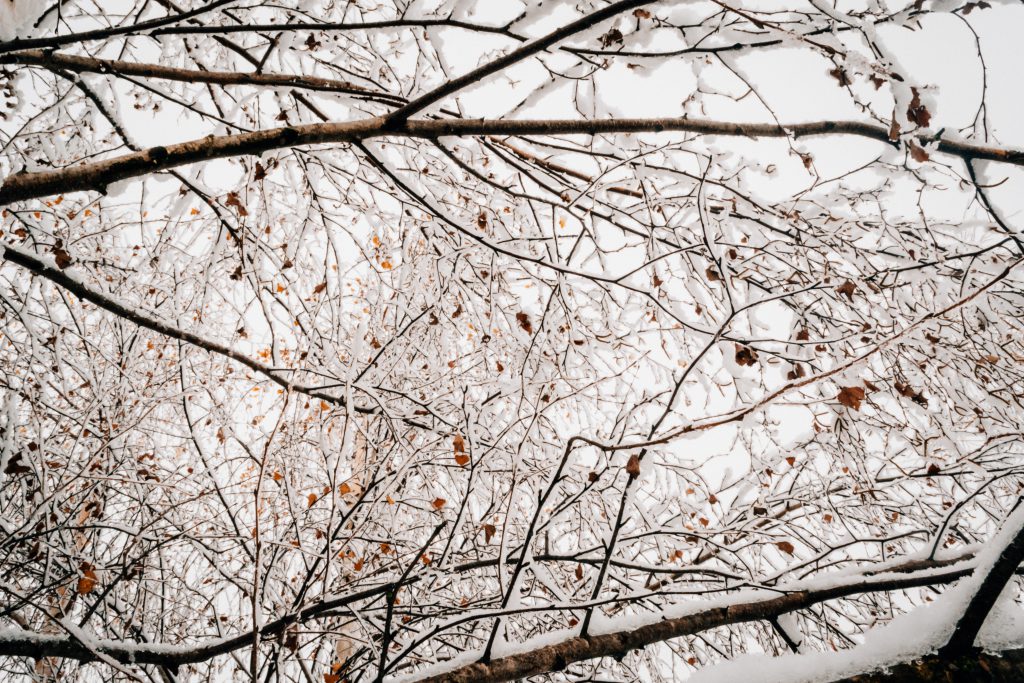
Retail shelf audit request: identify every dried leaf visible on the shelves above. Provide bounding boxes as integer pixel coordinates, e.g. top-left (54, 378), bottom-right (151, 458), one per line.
top-left (837, 386), bottom-right (866, 411)
top-left (77, 563), bottom-right (98, 594)
top-left (836, 280), bottom-right (857, 301)
top-left (224, 191), bottom-right (248, 216)
top-left (734, 344), bottom-right (759, 367)
top-left (889, 117), bottom-right (902, 142)
top-left (776, 541), bottom-right (796, 555)
top-left (483, 523), bottom-right (496, 543)
top-left (907, 87), bottom-right (932, 128)
top-left (828, 66), bottom-right (851, 86)
top-left (599, 27), bottom-right (624, 48)
top-left (515, 312), bottom-right (533, 334)
top-left (52, 247), bottom-right (72, 269)
top-left (431, 497), bottom-right (446, 510)
top-left (625, 454), bottom-right (641, 478)
top-left (909, 141), bottom-right (930, 162)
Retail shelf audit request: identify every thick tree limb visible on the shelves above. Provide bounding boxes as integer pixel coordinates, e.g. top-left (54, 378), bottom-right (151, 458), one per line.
top-left (0, 556), bottom-right (983, 671)
top-left (2, 117), bottom-right (1023, 206)
top-left (940, 504), bottom-right (1024, 656)
top-left (828, 649), bottom-right (1024, 683)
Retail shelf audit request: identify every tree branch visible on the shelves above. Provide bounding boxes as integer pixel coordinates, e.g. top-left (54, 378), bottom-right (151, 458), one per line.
top-left (940, 503), bottom-right (1024, 657)
top-left (3, 117), bottom-right (1023, 205)
top-left (0, 555), bottom-right (984, 672)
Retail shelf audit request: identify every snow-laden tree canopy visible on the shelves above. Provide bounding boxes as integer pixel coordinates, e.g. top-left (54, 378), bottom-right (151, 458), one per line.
top-left (1, 1), bottom-right (1024, 681)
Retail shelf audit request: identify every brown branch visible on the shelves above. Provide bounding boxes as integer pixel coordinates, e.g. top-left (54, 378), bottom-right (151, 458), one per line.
top-left (940, 505), bottom-right (1024, 656)
top-left (0, 244), bottom-right (364, 411)
top-left (3, 116), bottom-right (1023, 206)
top-left (0, 0), bottom-right (237, 55)
top-left (0, 50), bottom-right (406, 105)
top-left (0, 556), bottom-right (980, 671)
top-left (381, 0), bottom-right (653, 125)
top-left (827, 649), bottom-right (1024, 683)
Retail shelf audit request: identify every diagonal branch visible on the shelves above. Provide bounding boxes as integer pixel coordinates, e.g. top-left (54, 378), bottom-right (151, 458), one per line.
top-left (0, 0), bottom-right (237, 55)
top-left (940, 502), bottom-right (1024, 657)
top-left (381, 0), bottom-right (653, 125)
top-left (0, 244), bottom-right (362, 410)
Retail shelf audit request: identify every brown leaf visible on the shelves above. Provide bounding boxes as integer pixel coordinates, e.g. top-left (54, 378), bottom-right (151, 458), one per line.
top-left (455, 453), bottom-right (470, 466)
top-left (483, 523), bottom-right (496, 543)
top-left (633, 8), bottom-right (651, 18)
top-left (705, 266), bottom-right (721, 282)
top-left (909, 141), bottom-right (930, 162)
top-left (515, 312), bottom-right (533, 334)
top-left (77, 563), bottom-right (98, 594)
top-left (575, 564), bottom-right (584, 580)
top-left (224, 192), bottom-right (248, 216)
top-left (253, 162), bottom-right (267, 181)
top-left (52, 247), bottom-right (72, 269)
top-left (926, 463), bottom-right (941, 475)
top-left (837, 386), bottom-right (866, 411)
top-left (776, 541), bottom-right (796, 555)
top-left (828, 66), bottom-right (851, 86)
top-left (431, 497), bottom-right (446, 510)
top-left (625, 454), bottom-right (641, 478)
top-left (907, 87), bottom-right (932, 128)
top-left (3, 451), bottom-right (31, 476)
top-left (734, 344), bottom-right (759, 367)
top-left (599, 27), bottom-right (624, 48)
top-left (836, 280), bottom-right (857, 301)
top-left (888, 117), bottom-right (902, 142)
top-left (453, 434), bottom-right (466, 454)
top-left (313, 281), bottom-right (327, 294)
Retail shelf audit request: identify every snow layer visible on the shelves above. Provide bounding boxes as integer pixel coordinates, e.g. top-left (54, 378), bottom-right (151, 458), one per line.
top-left (0, 1), bottom-right (45, 40)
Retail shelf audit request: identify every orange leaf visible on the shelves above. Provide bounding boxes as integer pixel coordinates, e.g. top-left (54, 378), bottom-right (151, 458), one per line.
top-left (307, 493), bottom-right (318, 508)
top-left (431, 498), bottom-right (446, 510)
top-left (455, 454), bottom-right (470, 466)
top-left (776, 541), bottom-right (796, 555)
top-left (77, 564), bottom-right (98, 594)
top-left (453, 434), bottom-right (466, 454)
